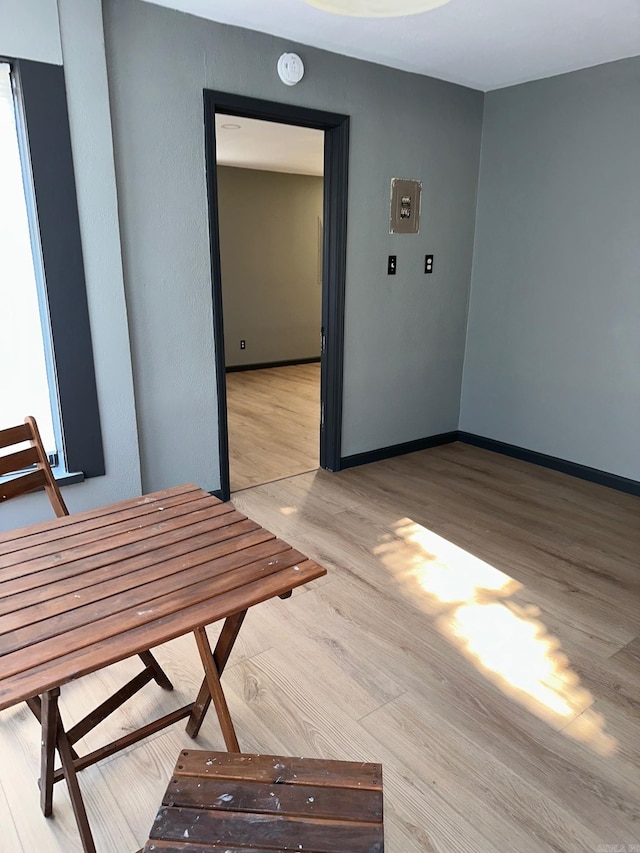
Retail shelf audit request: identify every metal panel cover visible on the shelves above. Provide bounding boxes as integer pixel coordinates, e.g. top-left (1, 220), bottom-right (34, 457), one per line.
top-left (390, 178), bottom-right (421, 234)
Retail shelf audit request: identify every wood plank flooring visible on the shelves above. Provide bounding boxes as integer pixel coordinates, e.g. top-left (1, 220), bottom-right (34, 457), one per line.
top-left (226, 363), bottom-right (320, 492)
top-left (1, 443), bottom-right (639, 852)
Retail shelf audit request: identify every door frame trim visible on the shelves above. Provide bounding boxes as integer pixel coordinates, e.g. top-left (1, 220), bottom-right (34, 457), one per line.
top-left (203, 90), bottom-right (349, 500)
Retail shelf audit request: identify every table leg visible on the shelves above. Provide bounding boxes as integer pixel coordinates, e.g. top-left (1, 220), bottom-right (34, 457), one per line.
top-left (191, 625), bottom-right (241, 752)
top-left (39, 688), bottom-right (97, 853)
top-left (55, 722), bottom-right (96, 853)
top-left (186, 610), bottom-right (246, 739)
top-left (40, 689), bottom-right (58, 817)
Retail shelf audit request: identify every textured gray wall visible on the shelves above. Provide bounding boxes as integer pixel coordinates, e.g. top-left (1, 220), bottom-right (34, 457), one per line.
top-left (460, 58), bottom-right (640, 480)
top-left (0, 0), bottom-right (142, 532)
top-left (217, 166), bottom-right (323, 368)
top-left (0, 0), bottom-right (62, 64)
top-left (103, 0), bottom-right (483, 488)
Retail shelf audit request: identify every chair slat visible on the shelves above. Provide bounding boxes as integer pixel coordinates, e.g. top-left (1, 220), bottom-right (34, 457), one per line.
top-left (176, 751), bottom-right (383, 791)
top-left (0, 424), bottom-right (31, 449)
top-left (0, 447), bottom-right (40, 477)
top-left (0, 469), bottom-right (49, 503)
top-left (165, 777), bottom-right (384, 822)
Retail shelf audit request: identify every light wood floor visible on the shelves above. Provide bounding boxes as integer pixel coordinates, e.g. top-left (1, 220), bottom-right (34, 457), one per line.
top-left (1, 443), bottom-right (640, 851)
top-left (226, 363), bottom-right (320, 492)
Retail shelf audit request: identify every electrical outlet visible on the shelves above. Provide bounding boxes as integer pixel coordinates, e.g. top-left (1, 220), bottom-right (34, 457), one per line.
top-left (240, 340), bottom-right (246, 350)
top-left (424, 254), bottom-right (434, 274)
top-left (388, 255), bottom-right (397, 275)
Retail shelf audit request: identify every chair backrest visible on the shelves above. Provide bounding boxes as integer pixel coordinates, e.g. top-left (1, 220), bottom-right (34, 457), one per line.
top-left (0, 416), bottom-right (68, 517)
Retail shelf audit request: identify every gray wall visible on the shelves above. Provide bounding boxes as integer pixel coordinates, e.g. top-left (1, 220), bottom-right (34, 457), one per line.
top-left (460, 58), bottom-right (640, 480)
top-left (3, 0), bottom-right (633, 516)
top-left (0, 0), bottom-right (142, 532)
top-left (217, 166), bottom-right (323, 368)
top-left (0, 0), bottom-right (62, 64)
top-left (103, 0), bottom-right (483, 485)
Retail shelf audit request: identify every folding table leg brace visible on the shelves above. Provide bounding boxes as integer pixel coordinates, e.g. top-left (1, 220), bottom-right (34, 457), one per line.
top-left (30, 608), bottom-right (252, 852)
top-left (186, 594), bottom-right (290, 744)
top-left (186, 609), bottom-right (247, 749)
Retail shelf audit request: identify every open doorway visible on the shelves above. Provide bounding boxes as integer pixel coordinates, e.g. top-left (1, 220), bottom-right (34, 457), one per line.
top-left (203, 92), bottom-right (349, 501)
top-left (215, 115), bottom-right (324, 492)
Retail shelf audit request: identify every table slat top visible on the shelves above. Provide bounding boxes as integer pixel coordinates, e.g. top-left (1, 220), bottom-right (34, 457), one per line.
top-left (0, 486), bottom-right (325, 710)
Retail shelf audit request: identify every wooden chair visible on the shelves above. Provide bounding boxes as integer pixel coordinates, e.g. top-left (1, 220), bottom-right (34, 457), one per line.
top-left (0, 416), bottom-right (174, 705)
top-left (0, 416), bottom-right (68, 515)
top-left (140, 749), bottom-right (385, 852)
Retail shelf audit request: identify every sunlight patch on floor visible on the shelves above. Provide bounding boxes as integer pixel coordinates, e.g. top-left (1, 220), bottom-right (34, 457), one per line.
top-left (373, 518), bottom-right (617, 756)
top-left (279, 506), bottom-right (298, 516)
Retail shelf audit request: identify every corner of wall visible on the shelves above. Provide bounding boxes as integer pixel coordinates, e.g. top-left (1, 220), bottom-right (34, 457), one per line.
top-left (458, 88), bottom-right (487, 430)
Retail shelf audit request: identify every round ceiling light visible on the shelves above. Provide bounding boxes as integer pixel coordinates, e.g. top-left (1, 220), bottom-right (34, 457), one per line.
top-left (303, 0), bottom-right (450, 15)
top-left (221, 123), bottom-right (241, 130)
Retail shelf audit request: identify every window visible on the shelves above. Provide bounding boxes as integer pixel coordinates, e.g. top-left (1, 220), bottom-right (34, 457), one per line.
top-left (1, 62), bottom-right (57, 454)
top-left (0, 58), bottom-right (104, 478)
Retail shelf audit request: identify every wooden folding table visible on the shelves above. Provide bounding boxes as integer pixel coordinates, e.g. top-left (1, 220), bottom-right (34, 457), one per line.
top-left (0, 484), bottom-right (326, 852)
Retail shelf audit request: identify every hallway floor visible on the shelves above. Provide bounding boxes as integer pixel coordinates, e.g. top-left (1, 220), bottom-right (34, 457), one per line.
top-left (227, 362), bottom-right (320, 492)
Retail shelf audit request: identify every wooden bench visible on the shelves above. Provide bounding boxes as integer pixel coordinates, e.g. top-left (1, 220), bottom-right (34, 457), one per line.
top-left (141, 749), bottom-right (384, 852)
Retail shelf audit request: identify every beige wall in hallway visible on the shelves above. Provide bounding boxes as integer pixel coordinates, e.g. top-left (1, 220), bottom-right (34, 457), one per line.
top-left (217, 166), bottom-right (323, 367)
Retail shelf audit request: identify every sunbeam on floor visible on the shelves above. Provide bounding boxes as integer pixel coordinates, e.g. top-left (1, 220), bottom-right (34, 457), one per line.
top-left (374, 518), bottom-right (618, 756)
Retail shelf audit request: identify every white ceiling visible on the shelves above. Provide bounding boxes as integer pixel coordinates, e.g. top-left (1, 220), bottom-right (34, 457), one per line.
top-left (144, 0), bottom-right (640, 91)
top-left (215, 114), bottom-right (324, 176)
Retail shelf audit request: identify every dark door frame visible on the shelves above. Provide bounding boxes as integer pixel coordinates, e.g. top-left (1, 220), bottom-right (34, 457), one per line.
top-left (203, 90), bottom-right (350, 501)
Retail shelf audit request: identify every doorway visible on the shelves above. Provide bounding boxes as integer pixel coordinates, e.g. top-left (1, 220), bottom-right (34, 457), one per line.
top-left (203, 91), bottom-right (349, 501)
top-left (216, 117), bottom-right (323, 491)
